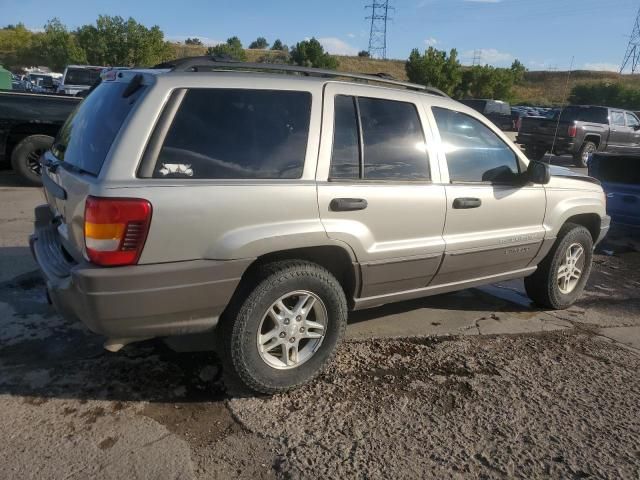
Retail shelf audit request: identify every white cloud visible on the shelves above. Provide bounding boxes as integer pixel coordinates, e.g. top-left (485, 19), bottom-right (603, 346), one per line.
top-left (424, 37), bottom-right (439, 46)
top-left (347, 33), bottom-right (356, 38)
top-left (463, 48), bottom-right (513, 66)
top-left (583, 62), bottom-right (620, 72)
top-left (318, 37), bottom-right (359, 55)
top-left (166, 35), bottom-right (223, 46)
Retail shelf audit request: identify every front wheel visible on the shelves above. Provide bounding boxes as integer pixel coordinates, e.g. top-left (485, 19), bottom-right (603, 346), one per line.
top-left (525, 223), bottom-right (593, 309)
top-left (223, 260), bottom-right (347, 394)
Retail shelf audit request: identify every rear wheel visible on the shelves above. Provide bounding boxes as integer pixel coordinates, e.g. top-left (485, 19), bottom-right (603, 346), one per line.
top-left (574, 141), bottom-right (597, 168)
top-left (222, 260), bottom-right (347, 394)
top-left (10, 135), bottom-right (54, 186)
top-left (525, 223), bottom-right (593, 309)
top-left (525, 146), bottom-right (547, 161)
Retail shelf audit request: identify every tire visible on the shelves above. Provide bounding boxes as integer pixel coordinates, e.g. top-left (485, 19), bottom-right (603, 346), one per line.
top-left (574, 141), bottom-right (597, 168)
top-left (525, 223), bottom-right (593, 310)
top-left (525, 147), bottom-right (546, 161)
top-left (10, 135), bottom-right (54, 186)
top-left (222, 260), bottom-right (347, 394)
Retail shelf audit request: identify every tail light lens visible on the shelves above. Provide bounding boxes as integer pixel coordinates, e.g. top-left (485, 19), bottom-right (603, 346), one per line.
top-left (568, 124), bottom-right (577, 138)
top-left (84, 196), bottom-right (152, 266)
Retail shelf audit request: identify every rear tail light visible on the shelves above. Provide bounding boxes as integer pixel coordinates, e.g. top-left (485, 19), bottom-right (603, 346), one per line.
top-left (84, 196), bottom-right (152, 266)
top-left (568, 124), bottom-right (577, 138)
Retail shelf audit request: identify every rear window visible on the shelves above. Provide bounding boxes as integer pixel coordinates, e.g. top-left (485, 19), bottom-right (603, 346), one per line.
top-left (460, 100), bottom-right (487, 113)
top-left (64, 68), bottom-right (102, 86)
top-left (153, 89), bottom-right (312, 179)
top-left (555, 107), bottom-right (609, 124)
top-left (53, 81), bottom-right (146, 175)
top-left (485, 101), bottom-right (510, 115)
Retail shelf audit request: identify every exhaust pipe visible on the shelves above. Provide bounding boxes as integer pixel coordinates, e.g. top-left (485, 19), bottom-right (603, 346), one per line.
top-left (103, 337), bottom-right (150, 353)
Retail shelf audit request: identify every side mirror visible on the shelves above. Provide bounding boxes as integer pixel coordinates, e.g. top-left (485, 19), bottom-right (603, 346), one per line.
top-left (527, 161), bottom-right (550, 184)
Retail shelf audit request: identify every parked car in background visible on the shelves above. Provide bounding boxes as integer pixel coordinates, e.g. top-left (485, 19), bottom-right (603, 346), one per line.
top-left (31, 58), bottom-right (609, 394)
top-left (0, 90), bottom-right (81, 184)
top-left (27, 72), bottom-right (58, 94)
top-left (518, 106), bottom-right (640, 167)
top-left (589, 153), bottom-right (640, 227)
top-left (460, 99), bottom-right (513, 131)
top-left (57, 65), bottom-right (104, 96)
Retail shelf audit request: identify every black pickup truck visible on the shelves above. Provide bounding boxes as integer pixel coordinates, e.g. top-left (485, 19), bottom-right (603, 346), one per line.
top-left (0, 90), bottom-right (81, 185)
top-left (517, 105), bottom-right (640, 167)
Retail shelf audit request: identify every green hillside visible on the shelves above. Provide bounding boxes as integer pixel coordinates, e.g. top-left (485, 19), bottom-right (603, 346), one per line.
top-left (166, 43), bottom-right (637, 106)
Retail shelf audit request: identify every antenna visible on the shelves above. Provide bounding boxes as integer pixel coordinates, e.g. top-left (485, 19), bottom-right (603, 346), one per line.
top-left (550, 56), bottom-right (575, 162)
top-left (620, 4), bottom-right (640, 73)
top-left (366, 1), bottom-right (393, 59)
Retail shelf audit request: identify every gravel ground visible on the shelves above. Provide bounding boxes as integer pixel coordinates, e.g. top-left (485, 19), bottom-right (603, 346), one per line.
top-left (229, 333), bottom-right (640, 479)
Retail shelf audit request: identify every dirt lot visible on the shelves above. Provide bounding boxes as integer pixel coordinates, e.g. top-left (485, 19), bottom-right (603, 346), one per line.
top-left (1, 171), bottom-right (639, 479)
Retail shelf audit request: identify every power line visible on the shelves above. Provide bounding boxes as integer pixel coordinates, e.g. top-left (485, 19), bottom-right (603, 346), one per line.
top-left (621, 4), bottom-right (640, 73)
top-left (366, 1), bottom-right (393, 59)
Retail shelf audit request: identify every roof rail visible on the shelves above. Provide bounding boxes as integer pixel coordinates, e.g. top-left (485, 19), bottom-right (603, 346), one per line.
top-left (152, 56), bottom-right (448, 97)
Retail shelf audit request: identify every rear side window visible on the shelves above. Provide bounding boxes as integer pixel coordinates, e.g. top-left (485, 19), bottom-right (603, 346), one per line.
top-left (433, 107), bottom-right (519, 183)
top-left (329, 95), bottom-right (430, 181)
top-left (53, 82), bottom-right (147, 175)
top-left (154, 89), bottom-right (311, 179)
top-left (330, 95), bottom-right (360, 179)
top-left (611, 111), bottom-right (626, 127)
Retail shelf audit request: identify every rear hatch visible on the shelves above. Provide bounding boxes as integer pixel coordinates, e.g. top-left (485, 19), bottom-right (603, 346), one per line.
top-left (41, 73), bottom-right (149, 263)
top-left (589, 153), bottom-right (640, 226)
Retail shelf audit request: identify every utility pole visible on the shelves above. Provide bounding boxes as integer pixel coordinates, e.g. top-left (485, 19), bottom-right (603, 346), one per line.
top-left (621, 4), bottom-right (640, 73)
top-left (366, 1), bottom-right (393, 59)
top-left (472, 49), bottom-right (482, 66)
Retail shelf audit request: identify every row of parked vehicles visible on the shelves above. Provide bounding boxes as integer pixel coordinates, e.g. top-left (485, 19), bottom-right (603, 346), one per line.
top-left (9, 65), bottom-right (105, 96)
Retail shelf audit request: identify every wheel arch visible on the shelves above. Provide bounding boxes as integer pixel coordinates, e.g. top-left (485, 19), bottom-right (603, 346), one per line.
top-left (582, 134), bottom-right (601, 149)
top-left (563, 213), bottom-right (601, 243)
top-left (237, 245), bottom-right (360, 309)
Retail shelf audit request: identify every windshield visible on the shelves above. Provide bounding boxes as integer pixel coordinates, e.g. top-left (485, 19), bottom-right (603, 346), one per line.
top-left (52, 81), bottom-right (147, 175)
top-left (64, 68), bottom-right (102, 86)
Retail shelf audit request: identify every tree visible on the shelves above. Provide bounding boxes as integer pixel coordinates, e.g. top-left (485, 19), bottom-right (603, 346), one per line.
top-left (30, 18), bottom-right (86, 71)
top-left (456, 65), bottom-right (516, 100)
top-left (0, 23), bottom-right (36, 68)
top-left (206, 36), bottom-right (247, 61)
top-left (570, 82), bottom-right (640, 110)
top-left (358, 50), bottom-right (370, 57)
top-left (185, 37), bottom-right (202, 46)
top-left (75, 16), bottom-right (170, 67)
top-left (405, 47), bottom-right (461, 96)
top-left (289, 37), bottom-right (338, 69)
top-left (271, 39), bottom-right (287, 51)
top-left (510, 59), bottom-right (526, 83)
top-left (249, 37), bottom-right (269, 49)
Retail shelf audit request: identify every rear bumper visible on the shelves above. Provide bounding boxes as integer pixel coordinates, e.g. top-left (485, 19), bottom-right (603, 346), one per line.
top-left (517, 133), bottom-right (577, 154)
top-left (30, 205), bottom-right (252, 339)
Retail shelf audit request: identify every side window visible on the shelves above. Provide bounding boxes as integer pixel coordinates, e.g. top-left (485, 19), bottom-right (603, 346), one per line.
top-left (626, 112), bottom-right (639, 128)
top-left (154, 89), bottom-right (311, 179)
top-left (611, 111), bottom-right (626, 127)
top-left (432, 107), bottom-right (520, 183)
top-left (328, 96), bottom-right (430, 181)
top-left (330, 95), bottom-right (360, 179)
top-left (358, 97), bottom-right (429, 180)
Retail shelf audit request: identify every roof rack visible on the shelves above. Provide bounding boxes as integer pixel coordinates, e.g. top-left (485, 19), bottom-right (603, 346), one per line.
top-left (152, 56), bottom-right (448, 97)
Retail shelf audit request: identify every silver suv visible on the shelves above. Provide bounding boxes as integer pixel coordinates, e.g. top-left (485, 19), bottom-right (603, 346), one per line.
top-left (31, 58), bottom-right (610, 393)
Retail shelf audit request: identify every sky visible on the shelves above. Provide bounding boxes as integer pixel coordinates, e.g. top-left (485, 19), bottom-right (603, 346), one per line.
top-left (1, 0), bottom-right (638, 71)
